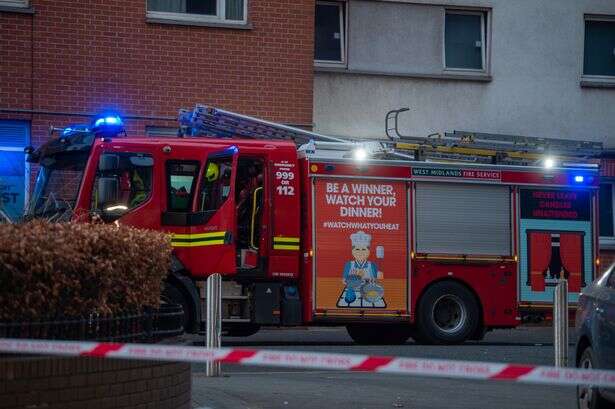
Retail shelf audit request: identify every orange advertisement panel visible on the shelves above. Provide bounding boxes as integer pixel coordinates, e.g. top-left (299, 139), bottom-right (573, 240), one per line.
top-left (314, 178), bottom-right (408, 315)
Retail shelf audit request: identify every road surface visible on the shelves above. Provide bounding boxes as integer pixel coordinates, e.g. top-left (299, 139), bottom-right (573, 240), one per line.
top-left (190, 326), bottom-right (577, 409)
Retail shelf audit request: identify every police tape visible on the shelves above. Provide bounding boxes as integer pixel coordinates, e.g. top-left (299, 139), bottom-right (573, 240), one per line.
top-left (1, 337), bottom-right (615, 388)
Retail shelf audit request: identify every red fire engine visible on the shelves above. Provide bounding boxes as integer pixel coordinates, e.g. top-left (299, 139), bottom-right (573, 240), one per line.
top-left (25, 106), bottom-right (602, 344)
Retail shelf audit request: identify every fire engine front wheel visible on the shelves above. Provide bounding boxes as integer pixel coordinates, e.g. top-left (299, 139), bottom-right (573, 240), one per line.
top-left (415, 281), bottom-right (480, 345)
top-left (161, 283), bottom-right (193, 334)
top-left (346, 324), bottom-right (413, 345)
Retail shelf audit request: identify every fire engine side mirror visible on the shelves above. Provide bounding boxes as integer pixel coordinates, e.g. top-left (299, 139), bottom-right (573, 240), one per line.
top-left (97, 177), bottom-right (120, 211)
top-left (99, 154), bottom-right (120, 172)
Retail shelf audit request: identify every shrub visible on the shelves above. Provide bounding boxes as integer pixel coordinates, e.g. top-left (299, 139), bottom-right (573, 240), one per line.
top-left (0, 221), bottom-right (171, 321)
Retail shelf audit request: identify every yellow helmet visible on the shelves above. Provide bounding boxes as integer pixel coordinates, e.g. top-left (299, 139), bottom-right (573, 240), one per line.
top-left (205, 162), bottom-right (219, 182)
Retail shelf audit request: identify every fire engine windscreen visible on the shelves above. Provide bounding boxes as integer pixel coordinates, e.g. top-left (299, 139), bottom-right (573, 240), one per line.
top-left (27, 152), bottom-right (89, 220)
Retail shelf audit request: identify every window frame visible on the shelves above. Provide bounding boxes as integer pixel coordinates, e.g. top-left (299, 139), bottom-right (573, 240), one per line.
top-left (443, 9), bottom-right (488, 73)
top-left (582, 14), bottom-right (615, 85)
top-left (146, 0), bottom-right (248, 25)
top-left (314, 0), bottom-right (348, 67)
top-left (600, 180), bottom-right (615, 248)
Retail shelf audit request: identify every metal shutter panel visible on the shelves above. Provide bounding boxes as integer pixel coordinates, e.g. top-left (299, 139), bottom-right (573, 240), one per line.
top-left (0, 120), bottom-right (29, 148)
top-left (415, 182), bottom-right (511, 255)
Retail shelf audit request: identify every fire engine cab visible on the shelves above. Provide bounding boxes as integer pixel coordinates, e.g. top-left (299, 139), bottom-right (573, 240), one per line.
top-left (25, 106), bottom-right (602, 344)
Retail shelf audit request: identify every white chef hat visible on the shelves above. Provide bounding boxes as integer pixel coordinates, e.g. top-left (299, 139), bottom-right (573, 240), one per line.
top-left (350, 231), bottom-right (372, 248)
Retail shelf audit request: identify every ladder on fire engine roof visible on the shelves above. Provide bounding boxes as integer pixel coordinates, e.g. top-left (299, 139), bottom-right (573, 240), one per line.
top-left (177, 104), bottom-right (603, 165)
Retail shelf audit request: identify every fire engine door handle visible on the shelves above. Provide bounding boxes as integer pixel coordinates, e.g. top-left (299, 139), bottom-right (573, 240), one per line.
top-left (250, 187), bottom-right (264, 249)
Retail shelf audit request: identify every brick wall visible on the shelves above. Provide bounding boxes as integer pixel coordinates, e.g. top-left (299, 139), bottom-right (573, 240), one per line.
top-left (0, 355), bottom-right (191, 409)
top-left (0, 0), bottom-right (315, 147)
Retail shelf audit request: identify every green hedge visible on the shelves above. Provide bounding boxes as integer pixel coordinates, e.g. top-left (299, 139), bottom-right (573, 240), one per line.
top-left (0, 221), bottom-right (171, 321)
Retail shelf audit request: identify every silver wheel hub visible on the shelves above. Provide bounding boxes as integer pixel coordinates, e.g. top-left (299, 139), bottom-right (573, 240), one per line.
top-left (431, 294), bottom-right (467, 334)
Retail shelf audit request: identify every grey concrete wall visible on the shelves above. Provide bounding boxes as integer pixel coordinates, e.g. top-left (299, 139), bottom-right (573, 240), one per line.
top-left (314, 0), bottom-right (615, 147)
top-left (349, 2), bottom-right (443, 73)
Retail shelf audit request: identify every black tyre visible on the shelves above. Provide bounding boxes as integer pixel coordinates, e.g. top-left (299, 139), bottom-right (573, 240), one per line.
top-left (161, 283), bottom-right (193, 333)
top-left (415, 281), bottom-right (479, 345)
top-left (225, 324), bottom-right (261, 337)
top-left (577, 347), bottom-right (612, 409)
top-left (346, 324), bottom-right (413, 345)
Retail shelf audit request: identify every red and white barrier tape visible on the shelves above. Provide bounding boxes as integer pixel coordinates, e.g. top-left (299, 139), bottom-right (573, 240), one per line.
top-left (1, 338), bottom-right (615, 388)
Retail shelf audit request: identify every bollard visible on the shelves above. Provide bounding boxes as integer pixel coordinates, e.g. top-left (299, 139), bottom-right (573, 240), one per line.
top-left (205, 273), bottom-right (222, 377)
top-left (553, 278), bottom-right (569, 367)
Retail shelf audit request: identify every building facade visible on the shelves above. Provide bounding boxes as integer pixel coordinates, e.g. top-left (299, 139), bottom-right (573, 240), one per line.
top-left (313, 0), bottom-right (615, 270)
top-left (2, 0), bottom-right (615, 273)
top-left (0, 0), bottom-right (314, 219)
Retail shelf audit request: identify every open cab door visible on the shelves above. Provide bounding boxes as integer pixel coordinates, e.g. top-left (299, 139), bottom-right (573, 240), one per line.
top-left (168, 146), bottom-right (239, 277)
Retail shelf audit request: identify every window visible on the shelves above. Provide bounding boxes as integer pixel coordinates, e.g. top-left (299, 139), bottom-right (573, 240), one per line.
top-left (445, 11), bottom-right (486, 70)
top-left (0, 1), bottom-right (28, 8)
top-left (147, 0), bottom-right (246, 24)
top-left (167, 161), bottom-right (199, 212)
top-left (0, 120), bottom-right (29, 222)
top-left (600, 182), bottom-right (615, 238)
top-left (91, 153), bottom-right (153, 215)
top-left (584, 17), bottom-right (615, 77)
top-left (315, 1), bottom-right (345, 64)
top-left (198, 156), bottom-right (232, 212)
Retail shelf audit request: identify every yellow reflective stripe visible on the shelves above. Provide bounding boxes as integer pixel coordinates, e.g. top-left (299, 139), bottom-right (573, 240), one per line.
top-left (273, 244), bottom-right (300, 251)
top-left (273, 237), bottom-right (300, 243)
top-left (171, 232), bottom-right (226, 240)
top-left (172, 240), bottom-right (226, 247)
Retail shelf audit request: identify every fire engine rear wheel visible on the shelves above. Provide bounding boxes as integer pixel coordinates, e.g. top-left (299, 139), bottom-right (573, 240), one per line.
top-left (161, 283), bottom-right (193, 334)
top-left (415, 281), bottom-right (479, 345)
top-left (346, 324), bottom-right (413, 345)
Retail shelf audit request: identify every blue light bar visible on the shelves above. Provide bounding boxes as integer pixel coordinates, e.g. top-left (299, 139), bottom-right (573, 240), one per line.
top-left (93, 115), bottom-right (123, 128)
top-left (574, 175), bottom-right (584, 183)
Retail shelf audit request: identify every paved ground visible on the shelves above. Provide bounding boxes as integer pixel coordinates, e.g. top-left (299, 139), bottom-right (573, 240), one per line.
top-left (190, 326), bottom-right (578, 409)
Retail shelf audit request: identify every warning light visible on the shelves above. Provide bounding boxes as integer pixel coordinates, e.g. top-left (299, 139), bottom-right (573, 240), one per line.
top-left (574, 175), bottom-right (584, 183)
top-left (353, 148), bottom-right (368, 161)
top-left (544, 157), bottom-right (556, 169)
top-left (92, 113), bottom-right (125, 137)
top-left (93, 115), bottom-right (123, 128)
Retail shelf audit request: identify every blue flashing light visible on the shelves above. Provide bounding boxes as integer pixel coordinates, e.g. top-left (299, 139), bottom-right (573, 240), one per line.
top-left (574, 175), bottom-right (584, 183)
top-left (62, 127), bottom-right (73, 136)
top-left (93, 115), bottom-right (123, 128)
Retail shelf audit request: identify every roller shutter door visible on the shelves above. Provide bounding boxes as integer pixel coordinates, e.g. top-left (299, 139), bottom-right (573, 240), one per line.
top-left (415, 182), bottom-right (511, 255)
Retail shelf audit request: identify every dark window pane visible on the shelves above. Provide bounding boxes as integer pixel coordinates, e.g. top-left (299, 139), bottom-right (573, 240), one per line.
top-left (445, 13), bottom-right (483, 69)
top-left (315, 3), bottom-right (343, 62)
top-left (147, 0), bottom-right (216, 15)
top-left (226, 0), bottom-right (244, 20)
top-left (187, 0), bottom-right (216, 15)
top-left (600, 183), bottom-right (614, 237)
top-left (584, 20), bottom-right (615, 76)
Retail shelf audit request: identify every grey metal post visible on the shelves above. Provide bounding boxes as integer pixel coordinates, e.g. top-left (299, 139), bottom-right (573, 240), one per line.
top-left (205, 273), bottom-right (222, 377)
top-left (553, 278), bottom-right (569, 367)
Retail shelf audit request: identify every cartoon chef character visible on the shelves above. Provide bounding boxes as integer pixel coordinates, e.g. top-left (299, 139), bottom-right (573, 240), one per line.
top-left (343, 231), bottom-right (382, 284)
